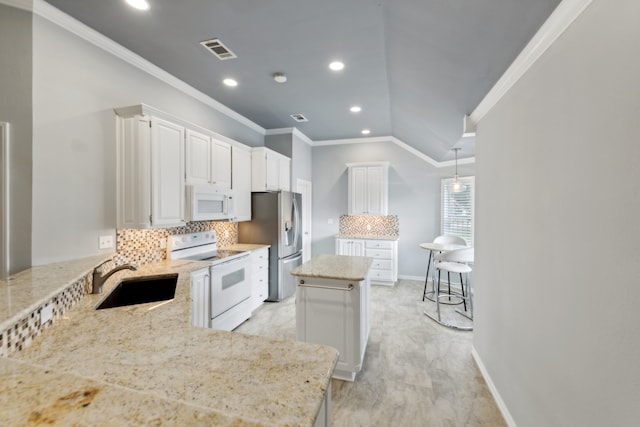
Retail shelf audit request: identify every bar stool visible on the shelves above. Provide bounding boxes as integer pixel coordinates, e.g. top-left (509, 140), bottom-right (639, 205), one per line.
top-left (421, 235), bottom-right (466, 301)
top-left (424, 247), bottom-right (474, 331)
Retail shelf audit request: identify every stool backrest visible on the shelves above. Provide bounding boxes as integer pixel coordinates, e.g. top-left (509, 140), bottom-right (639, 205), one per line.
top-left (433, 235), bottom-right (467, 246)
top-left (435, 247), bottom-right (474, 263)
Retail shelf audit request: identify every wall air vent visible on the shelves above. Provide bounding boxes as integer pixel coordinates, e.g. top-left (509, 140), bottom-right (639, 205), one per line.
top-left (290, 113), bottom-right (309, 122)
top-left (200, 38), bottom-right (237, 60)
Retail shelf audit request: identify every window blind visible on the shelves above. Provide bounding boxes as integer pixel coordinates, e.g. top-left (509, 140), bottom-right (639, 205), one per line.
top-left (441, 176), bottom-right (475, 247)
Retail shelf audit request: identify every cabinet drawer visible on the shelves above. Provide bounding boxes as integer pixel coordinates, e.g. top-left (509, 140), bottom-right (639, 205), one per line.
top-left (370, 259), bottom-right (392, 270)
top-left (365, 248), bottom-right (393, 259)
top-left (369, 269), bottom-right (393, 281)
top-left (252, 260), bottom-right (268, 274)
top-left (365, 240), bottom-right (394, 250)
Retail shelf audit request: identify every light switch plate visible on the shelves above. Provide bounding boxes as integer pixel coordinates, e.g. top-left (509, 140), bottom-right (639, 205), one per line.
top-left (99, 235), bottom-right (114, 249)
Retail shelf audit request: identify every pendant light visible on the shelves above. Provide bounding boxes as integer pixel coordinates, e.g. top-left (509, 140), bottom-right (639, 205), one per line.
top-left (452, 148), bottom-right (464, 193)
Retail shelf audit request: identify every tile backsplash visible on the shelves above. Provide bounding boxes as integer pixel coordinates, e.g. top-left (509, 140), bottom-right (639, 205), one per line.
top-left (339, 215), bottom-right (399, 237)
top-left (115, 221), bottom-right (238, 266)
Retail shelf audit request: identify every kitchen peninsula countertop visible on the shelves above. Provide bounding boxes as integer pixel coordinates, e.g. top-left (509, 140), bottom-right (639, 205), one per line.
top-left (291, 254), bottom-right (373, 282)
top-left (3, 259), bottom-right (338, 426)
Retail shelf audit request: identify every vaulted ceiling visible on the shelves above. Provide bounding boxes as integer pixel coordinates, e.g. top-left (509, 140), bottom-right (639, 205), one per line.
top-left (44, 0), bottom-right (562, 161)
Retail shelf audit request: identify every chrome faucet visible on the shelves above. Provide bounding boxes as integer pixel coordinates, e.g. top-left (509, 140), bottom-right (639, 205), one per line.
top-left (91, 260), bottom-right (138, 294)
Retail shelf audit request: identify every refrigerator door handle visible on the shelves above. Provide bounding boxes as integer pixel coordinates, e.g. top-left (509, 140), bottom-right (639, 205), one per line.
top-left (292, 195), bottom-right (301, 252)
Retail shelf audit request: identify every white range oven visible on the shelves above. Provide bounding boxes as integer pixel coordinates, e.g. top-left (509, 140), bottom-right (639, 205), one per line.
top-left (167, 231), bottom-right (251, 331)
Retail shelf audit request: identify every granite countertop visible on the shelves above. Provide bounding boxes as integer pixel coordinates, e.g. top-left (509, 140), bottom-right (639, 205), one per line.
top-left (335, 234), bottom-right (399, 241)
top-left (3, 258), bottom-right (338, 426)
top-left (291, 254), bottom-right (373, 282)
top-left (0, 254), bottom-right (113, 331)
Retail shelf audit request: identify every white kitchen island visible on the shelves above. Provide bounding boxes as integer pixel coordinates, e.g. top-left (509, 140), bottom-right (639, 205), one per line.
top-left (292, 254), bottom-right (373, 381)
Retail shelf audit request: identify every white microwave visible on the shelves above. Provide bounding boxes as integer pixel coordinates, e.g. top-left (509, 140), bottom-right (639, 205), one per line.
top-left (187, 185), bottom-right (233, 221)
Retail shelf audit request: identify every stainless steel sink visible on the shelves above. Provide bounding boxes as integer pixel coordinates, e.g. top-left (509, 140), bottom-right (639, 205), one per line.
top-left (96, 274), bottom-right (178, 310)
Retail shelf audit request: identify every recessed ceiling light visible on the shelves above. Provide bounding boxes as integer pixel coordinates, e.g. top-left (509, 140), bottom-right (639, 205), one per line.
top-left (329, 61), bottom-right (345, 71)
top-left (125, 0), bottom-right (150, 11)
top-left (350, 106), bottom-right (362, 113)
top-left (273, 72), bottom-right (287, 83)
top-left (223, 78), bottom-right (238, 87)
top-left (361, 129), bottom-right (371, 135)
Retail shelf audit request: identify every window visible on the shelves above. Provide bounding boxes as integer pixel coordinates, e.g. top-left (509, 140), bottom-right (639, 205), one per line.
top-left (441, 176), bottom-right (475, 247)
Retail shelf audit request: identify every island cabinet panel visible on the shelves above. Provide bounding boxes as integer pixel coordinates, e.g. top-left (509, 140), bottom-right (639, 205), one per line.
top-left (190, 267), bottom-right (210, 328)
top-left (296, 276), bottom-right (370, 381)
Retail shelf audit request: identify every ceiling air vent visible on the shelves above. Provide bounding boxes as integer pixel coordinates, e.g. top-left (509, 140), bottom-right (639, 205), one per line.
top-left (290, 113), bottom-right (309, 123)
top-left (200, 38), bottom-right (237, 60)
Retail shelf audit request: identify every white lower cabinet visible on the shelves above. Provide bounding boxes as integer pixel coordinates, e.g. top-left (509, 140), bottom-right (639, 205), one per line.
top-left (335, 238), bottom-right (398, 285)
top-left (296, 276), bottom-right (370, 381)
top-left (251, 248), bottom-right (269, 311)
top-left (190, 267), bottom-right (210, 328)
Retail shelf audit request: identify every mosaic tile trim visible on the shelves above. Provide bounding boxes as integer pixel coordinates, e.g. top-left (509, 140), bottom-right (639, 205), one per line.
top-left (0, 275), bottom-right (89, 357)
top-left (115, 221), bottom-right (238, 266)
top-left (339, 215), bottom-right (399, 238)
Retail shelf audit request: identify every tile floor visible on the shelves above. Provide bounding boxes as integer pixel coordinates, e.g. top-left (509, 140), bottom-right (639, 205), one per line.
top-left (236, 279), bottom-right (506, 427)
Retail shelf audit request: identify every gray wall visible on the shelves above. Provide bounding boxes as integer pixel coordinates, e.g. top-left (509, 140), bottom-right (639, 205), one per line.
top-left (291, 132), bottom-right (312, 185)
top-left (474, 0), bottom-right (640, 425)
top-left (31, 15), bottom-right (264, 265)
top-left (0, 4), bottom-right (32, 274)
top-left (312, 140), bottom-right (474, 278)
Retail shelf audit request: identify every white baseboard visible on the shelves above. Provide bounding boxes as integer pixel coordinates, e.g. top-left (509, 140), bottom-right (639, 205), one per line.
top-left (471, 346), bottom-right (517, 427)
top-left (397, 274), bottom-right (424, 281)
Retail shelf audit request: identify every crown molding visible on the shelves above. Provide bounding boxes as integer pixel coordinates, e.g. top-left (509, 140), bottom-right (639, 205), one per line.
top-left (313, 135), bottom-right (475, 168)
top-left (26, 0), bottom-right (265, 135)
top-left (265, 127), bottom-right (314, 145)
top-left (470, 0), bottom-right (593, 125)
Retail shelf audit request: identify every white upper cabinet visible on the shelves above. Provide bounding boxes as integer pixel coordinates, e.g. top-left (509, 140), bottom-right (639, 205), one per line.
top-left (185, 129), bottom-right (211, 186)
top-left (231, 144), bottom-right (252, 222)
top-left (185, 130), bottom-right (232, 190)
top-left (347, 162), bottom-right (389, 215)
top-left (251, 147), bottom-right (291, 192)
top-left (211, 139), bottom-right (232, 189)
top-left (116, 112), bottom-right (185, 228)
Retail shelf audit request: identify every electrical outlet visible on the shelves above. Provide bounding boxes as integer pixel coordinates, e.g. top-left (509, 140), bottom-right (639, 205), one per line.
top-left (40, 304), bottom-right (53, 324)
top-left (99, 235), bottom-right (114, 249)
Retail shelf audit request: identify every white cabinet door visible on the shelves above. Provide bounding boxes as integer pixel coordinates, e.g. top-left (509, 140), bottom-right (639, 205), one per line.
top-left (347, 162), bottom-right (388, 215)
top-left (279, 156), bottom-right (291, 191)
top-left (190, 267), bottom-right (210, 328)
top-left (349, 167), bottom-right (368, 215)
top-left (265, 150), bottom-right (280, 191)
top-left (151, 117), bottom-right (185, 227)
top-left (231, 145), bottom-right (251, 222)
top-left (251, 147), bottom-right (292, 192)
top-left (336, 238), bottom-right (366, 256)
top-left (366, 165), bottom-right (385, 215)
top-left (185, 129), bottom-right (211, 185)
top-left (211, 139), bottom-right (232, 189)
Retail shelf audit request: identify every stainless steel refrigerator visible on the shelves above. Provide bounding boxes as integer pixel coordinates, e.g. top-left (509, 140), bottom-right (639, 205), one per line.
top-left (238, 191), bottom-right (302, 301)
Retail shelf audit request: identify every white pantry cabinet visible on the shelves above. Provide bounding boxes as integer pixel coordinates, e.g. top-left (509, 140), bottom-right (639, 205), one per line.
top-left (335, 237), bottom-right (398, 286)
top-left (116, 113), bottom-right (186, 228)
top-left (231, 144), bottom-right (252, 222)
top-left (190, 267), bottom-right (210, 328)
top-left (251, 147), bottom-right (291, 192)
top-left (185, 129), bottom-right (231, 190)
top-left (346, 162), bottom-right (389, 215)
